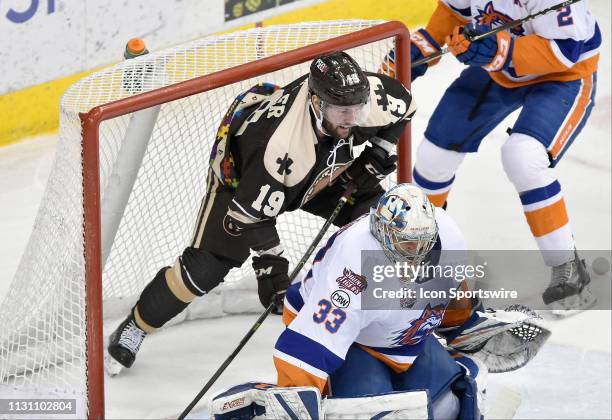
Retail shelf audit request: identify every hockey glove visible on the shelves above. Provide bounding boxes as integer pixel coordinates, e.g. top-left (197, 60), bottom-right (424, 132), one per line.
top-left (446, 25), bottom-right (514, 72)
top-left (252, 254), bottom-right (290, 314)
top-left (341, 145), bottom-right (397, 193)
top-left (444, 305), bottom-right (550, 373)
top-left (378, 29), bottom-right (441, 82)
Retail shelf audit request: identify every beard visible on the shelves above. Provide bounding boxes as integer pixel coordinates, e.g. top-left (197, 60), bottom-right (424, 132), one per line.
top-left (322, 118), bottom-right (353, 140)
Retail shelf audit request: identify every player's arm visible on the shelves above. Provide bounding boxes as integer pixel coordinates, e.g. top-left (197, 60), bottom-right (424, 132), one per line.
top-left (341, 74), bottom-right (415, 193)
top-left (382, 1), bottom-right (470, 80)
top-left (226, 147), bottom-right (290, 312)
top-left (273, 263), bottom-right (365, 393)
top-left (446, 0), bottom-right (600, 75)
top-left (511, 1), bottom-right (600, 76)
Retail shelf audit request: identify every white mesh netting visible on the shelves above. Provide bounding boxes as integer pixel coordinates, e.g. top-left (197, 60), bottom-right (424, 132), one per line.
top-left (0, 20), bottom-right (399, 415)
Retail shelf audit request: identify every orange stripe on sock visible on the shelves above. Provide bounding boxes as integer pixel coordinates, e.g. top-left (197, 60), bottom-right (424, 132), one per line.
top-left (274, 356), bottom-right (328, 393)
top-left (524, 198), bottom-right (569, 237)
top-left (550, 76), bottom-right (593, 160)
top-left (427, 191), bottom-right (450, 207)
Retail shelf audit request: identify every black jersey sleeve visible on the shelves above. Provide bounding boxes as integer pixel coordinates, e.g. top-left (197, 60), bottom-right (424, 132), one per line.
top-left (363, 72), bottom-right (417, 145)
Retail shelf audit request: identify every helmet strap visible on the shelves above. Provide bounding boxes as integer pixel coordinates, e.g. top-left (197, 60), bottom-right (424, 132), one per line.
top-left (309, 95), bottom-right (331, 138)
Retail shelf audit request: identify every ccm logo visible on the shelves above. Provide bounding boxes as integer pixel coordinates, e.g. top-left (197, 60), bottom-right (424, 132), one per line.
top-left (255, 266), bottom-right (273, 277)
top-left (485, 37), bottom-right (511, 72)
top-left (222, 396), bottom-right (246, 410)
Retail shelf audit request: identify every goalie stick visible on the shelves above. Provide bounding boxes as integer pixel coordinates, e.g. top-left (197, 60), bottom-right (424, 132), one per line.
top-left (411, 0), bottom-right (583, 68)
top-left (177, 183), bottom-right (356, 420)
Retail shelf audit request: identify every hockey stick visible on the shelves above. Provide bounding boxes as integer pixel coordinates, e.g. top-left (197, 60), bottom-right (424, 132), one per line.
top-left (177, 183), bottom-right (356, 420)
top-left (411, 0), bottom-right (582, 68)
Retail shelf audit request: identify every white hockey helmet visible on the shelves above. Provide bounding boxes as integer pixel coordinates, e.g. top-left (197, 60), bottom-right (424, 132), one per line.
top-left (370, 183), bottom-right (439, 264)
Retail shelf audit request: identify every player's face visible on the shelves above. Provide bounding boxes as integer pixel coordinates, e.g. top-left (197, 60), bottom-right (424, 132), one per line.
top-left (312, 95), bottom-right (370, 140)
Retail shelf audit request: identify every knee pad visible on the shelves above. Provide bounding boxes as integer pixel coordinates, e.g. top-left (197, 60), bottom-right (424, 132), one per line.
top-left (180, 246), bottom-right (234, 295)
top-left (501, 133), bottom-right (555, 191)
top-left (414, 137), bottom-right (466, 183)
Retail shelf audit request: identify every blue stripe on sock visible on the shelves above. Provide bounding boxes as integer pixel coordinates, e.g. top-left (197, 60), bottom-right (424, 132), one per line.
top-left (519, 181), bottom-right (561, 205)
top-left (413, 168), bottom-right (455, 191)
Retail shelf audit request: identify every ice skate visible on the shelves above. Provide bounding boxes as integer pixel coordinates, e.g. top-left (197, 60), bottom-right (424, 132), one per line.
top-left (106, 313), bottom-right (147, 371)
top-left (542, 251), bottom-right (597, 316)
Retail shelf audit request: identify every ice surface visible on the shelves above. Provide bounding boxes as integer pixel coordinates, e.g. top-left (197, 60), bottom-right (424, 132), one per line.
top-left (0, 2), bottom-right (610, 417)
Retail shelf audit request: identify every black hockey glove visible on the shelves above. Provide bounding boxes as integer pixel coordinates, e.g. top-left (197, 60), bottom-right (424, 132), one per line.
top-left (341, 145), bottom-right (397, 192)
top-left (252, 254), bottom-right (290, 315)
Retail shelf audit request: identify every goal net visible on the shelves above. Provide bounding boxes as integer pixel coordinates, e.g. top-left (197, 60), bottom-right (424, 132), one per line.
top-left (0, 20), bottom-right (410, 419)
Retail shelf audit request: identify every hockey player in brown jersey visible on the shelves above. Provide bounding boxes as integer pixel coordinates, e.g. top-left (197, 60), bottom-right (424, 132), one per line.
top-left (107, 51), bottom-right (416, 371)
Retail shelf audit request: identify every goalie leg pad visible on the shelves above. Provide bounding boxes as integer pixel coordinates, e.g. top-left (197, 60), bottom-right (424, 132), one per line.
top-left (209, 382), bottom-right (322, 420)
top-left (324, 390), bottom-right (430, 419)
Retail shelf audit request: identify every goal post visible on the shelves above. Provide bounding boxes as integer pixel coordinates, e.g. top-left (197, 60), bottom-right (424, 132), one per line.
top-left (1, 20), bottom-right (411, 419)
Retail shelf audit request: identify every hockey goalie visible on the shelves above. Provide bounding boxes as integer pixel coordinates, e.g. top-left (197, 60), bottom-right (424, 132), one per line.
top-left (209, 184), bottom-right (551, 419)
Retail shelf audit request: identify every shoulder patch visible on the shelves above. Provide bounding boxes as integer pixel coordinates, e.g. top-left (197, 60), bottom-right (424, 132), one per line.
top-left (336, 268), bottom-right (368, 295)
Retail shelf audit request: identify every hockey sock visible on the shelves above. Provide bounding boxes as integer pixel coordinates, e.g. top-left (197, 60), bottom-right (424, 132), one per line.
top-left (134, 267), bottom-right (191, 330)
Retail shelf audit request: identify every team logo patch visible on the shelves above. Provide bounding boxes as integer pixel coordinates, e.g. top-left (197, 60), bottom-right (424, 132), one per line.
top-left (223, 214), bottom-right (242, 236)
top-left (475, 1), bottom-right (525, 36)
top-left (336, 268), bottom-right (367, 295)
top-left (391, 303), bottom-right (444, 346)
top-left (331, 290), bottom-right (351, 309)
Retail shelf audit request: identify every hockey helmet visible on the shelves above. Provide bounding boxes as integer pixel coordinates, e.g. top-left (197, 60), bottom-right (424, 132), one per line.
top-left (370, 184), bottom-right (439, 265)
top-left (308, 52), bottom-right (371, 128)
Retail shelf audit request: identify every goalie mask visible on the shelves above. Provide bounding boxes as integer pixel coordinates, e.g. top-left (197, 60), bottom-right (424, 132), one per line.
top-left (370, 184), bottom-right (439, 265)
top-left (308, 52), bottom-right (371, 138)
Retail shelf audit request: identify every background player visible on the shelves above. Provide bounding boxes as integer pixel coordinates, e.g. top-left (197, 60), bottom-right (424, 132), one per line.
top-left (383, 0), bottom-right (600, 310)
top-left (209, 184), bottom-right (549, 419)
top-left (106, 51), bottom-right (416, 372)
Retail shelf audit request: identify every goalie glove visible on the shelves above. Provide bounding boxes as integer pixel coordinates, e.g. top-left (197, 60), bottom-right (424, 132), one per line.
top-left (443, 305), bottom-right (551, 373)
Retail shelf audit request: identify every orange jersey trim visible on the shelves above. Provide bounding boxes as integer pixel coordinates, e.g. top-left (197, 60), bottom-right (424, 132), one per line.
top-left (274, 356), bottom-right (328, 394)
top-left (282, 306), bottom-right (298, 326)
top-left (426, 1), bottom-right (470, 48)
top-left (549, 76), bottom-right (594, 159)
top-left (524, 198), bottom-right (569, 237)
top-left (441, 281), bottom-right (472, 328)
top-left (358, 344), bottom-right (413, 374)
top-left (490, 35), bottom-right (599, 88)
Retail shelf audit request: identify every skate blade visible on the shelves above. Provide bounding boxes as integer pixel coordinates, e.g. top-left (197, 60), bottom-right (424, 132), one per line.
top-left (549, 288), bottom-right (598, 318)
top-left (104, 349), bottom-right (124, 377)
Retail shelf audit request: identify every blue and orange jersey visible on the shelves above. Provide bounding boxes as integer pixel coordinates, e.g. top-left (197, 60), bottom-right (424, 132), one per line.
top-left (425, 0), bottom-right (600, 87)
top-left (273, 210), bottom-right (473, 394)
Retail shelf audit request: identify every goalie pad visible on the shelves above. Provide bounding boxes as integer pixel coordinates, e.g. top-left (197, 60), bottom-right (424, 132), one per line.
top-left (447, 305), bottom-right (551, 373)
top-left (323, 390), bottom-right (430, 419)
top-left (209, 382), bottom-right (322, 419)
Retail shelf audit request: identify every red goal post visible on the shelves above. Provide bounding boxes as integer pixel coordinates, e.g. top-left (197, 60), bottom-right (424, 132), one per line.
top-left (0, 20), bottom-right (410, 420)
top-left (83, 20), bottom-right (411, 419)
